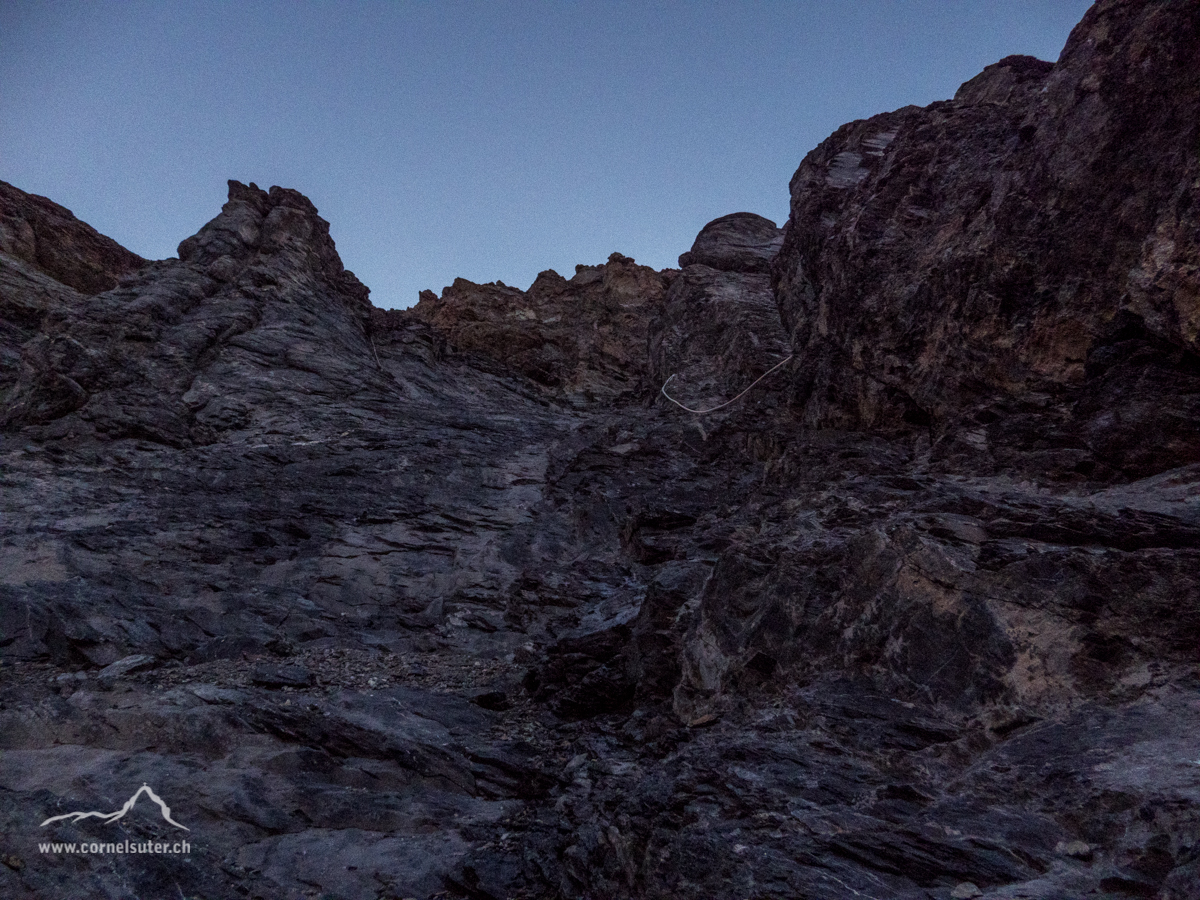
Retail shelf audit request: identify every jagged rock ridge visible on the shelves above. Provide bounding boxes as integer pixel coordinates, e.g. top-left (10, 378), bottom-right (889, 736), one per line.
top-left (404, 252), bottom-right (671, 400)
top-left (2, 2), bottom-right (1199, 899)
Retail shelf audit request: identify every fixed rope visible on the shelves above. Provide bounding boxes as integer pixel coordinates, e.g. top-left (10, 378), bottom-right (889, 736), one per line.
top-left (660, 354), bottom-right (793, 414)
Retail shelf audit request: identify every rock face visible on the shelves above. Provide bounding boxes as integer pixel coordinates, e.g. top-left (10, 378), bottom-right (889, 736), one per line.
top-left (773, 1), bottom-right (1200, 480)
top-left (0, 181), bottom-right (150, 408)
top-left (677, 211), bottom-right (783, 274)
top-left (1, 180), bottom-right (378, 443)
top-left (2, 2), bottom-right (1200, 899)
top-left (653, 213), bottom-right (790, 413)
top-left (0, 180), bottom-right (147, 294)
top-left (405, 253), bottom-right (671, 401)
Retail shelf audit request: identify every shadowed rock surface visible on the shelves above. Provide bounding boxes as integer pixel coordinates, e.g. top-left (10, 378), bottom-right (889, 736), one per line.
top-left (2, 2), bottom-right (1199, 899)
top-left (773, 2), bottom-right (1200, 479)
top-left (0, 180), bottom-right (147, 295)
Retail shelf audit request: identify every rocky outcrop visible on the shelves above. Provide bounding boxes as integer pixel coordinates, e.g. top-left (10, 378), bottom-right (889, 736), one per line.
top-left (2, 2), bottom-right (1199, 899)
top-left (678, 211), bottom-right (783, 274)
top-left (652, 213), bottom-right (790, 412)
top-left (0, 182), bottom-right (148, 404)
top-left (0, 180), bottom-right (380, 443)
top-left (0, 179), bottom-right (146, 294)
top-left (177, 180), bottom-right (371, 317)
top-left (405, 253), bottom-right (671, 401)
top-left (773, 0), bottom-right (1200, 479)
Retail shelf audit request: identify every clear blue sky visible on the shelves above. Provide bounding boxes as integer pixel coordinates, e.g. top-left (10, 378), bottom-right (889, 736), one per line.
top-left (2, 1), bottom-right (1092, 309)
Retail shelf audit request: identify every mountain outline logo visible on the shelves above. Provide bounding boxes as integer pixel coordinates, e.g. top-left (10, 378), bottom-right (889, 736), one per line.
top-left (40, 783), bottom-right (189, 831)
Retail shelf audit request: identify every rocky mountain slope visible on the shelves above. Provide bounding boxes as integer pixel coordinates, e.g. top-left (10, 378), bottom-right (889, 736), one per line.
top-left (2, 2), bottom-right (1198, 899)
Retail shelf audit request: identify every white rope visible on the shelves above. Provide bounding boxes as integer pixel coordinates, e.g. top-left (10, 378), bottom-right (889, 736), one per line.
top-left (660, 355), bottom-right (793, 414)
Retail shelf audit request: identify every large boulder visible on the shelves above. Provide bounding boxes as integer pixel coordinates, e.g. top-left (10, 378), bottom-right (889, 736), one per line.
top-left (678, 211), bottom-right (783, 274)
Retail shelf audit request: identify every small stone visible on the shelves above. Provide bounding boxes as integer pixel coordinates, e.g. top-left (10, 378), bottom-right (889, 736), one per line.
top-left (565, 754), bottom-right (588, 773)
top-left (188, 684), bottom-right (247, 704)
top-left (250, 663), bottom-right (314, 688)
top-left (97, 654), bottom-right (156, 683)
top-left (951, 883), bottom-right (982, 899)
top-left (1055, 840), bottom-right (1093, 859)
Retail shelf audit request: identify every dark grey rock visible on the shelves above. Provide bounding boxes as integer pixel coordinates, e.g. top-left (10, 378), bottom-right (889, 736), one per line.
top-left (250, 663), bottom-right (314, 688)
top-left (95, 653), bottom-right (155, 684)
top-left (678, 211), bottom-right (783, 273)
top-left (2, 3), bottom-right (1199, 898)
top-left (0, 179), bottom-right (147, 294)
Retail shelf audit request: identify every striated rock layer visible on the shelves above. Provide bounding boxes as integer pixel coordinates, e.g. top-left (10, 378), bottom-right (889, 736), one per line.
top-left (2, 2), bottom-right (1199, 899)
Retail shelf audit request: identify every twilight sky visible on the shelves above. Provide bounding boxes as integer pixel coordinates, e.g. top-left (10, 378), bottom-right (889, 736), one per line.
top-left (2, 1), bottom-right (1093, 309)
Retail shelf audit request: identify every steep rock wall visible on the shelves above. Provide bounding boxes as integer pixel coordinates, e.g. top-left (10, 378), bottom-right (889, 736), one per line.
top-left (774, 0), bottom-right (1200, 479)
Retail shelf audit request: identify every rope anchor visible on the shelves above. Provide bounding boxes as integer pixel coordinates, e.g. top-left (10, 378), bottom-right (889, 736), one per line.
top-left (660, 355), bottom-right (793, 414)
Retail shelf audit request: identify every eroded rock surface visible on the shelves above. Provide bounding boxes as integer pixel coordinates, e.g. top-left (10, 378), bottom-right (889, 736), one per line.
top-left (652, 213), bottom-right (791, 413)
top-left (2, 2), bottom-right (1199, 899)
